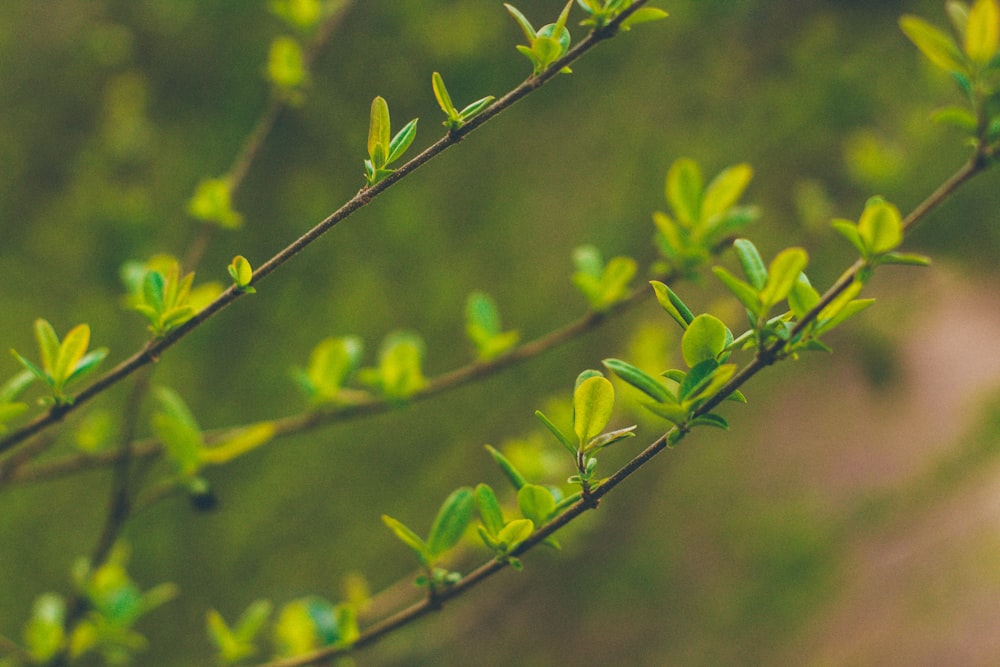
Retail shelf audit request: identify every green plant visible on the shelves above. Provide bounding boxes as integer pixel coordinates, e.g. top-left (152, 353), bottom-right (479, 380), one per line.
top-left (2, 1), bottom-right (999, 665)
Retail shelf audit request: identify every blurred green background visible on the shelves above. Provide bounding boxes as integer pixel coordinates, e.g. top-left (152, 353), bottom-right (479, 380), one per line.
top-left (3, 0), bottom-right (1000, 664)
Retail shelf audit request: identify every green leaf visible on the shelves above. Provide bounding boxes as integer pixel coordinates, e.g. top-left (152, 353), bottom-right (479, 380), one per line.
top-left (0, 369), bottom-right (34, 403)
top-left (466, 291), bottom-right (502, 339)
top-left (573, 375), bottom-right (615, 445)
top-left (700, 164), bottom-right (753, 227)
top-left (458, 96), bottom-right (494, 121)
top-left (788, 273), bottom-right (820, 320)
top-left (10, 349), bottom-right (48, 386)
top-left (52, 324), bottom-right (90, 389)
top-left (681, 314), bottom-right (729, 367)
top-left (517, 483), bottom-right (556, 526)
top-left (857, 197), bottom-right (903, 256)
top-left (377, 331), bottom-right (425, 400)
top-left (641, 400), bottom-right (690, 426)
top-left (832, 219), bottom-right (866, 256)
top-left (713, 266), bottom-right (760, 317)
top-left (602, 358), bottom-right (673, 403)
top-left (879, 251), bottom-right (932, 267)
top-left (34, 319), bottom-right (60, 376)
top-left (666, 157), bottom-right (702, 226)
top-left (266, 36), bottom-right (307, 90)
top-left (475, 483), bottom-right (505, 537)
top-left (24, 593), bottom-right (66, 661)
top-left (381, 515), bottom-right (430, 565)
top-left (386, 118), bottom-right (418, 166)
top-left (732, 238), bottom-right (767, 290)
top-left (485, 444), bottom-right (527, 490)
top-left (367, 96), bottom-right (391, 165)
top-left (931, 106), bottom-right (980, 132)
top-left (900, 14), bottom-right (970, 74)
top-left (63, 348), bottom-right (109, 387)
top-left (152, 386), bottom-right (204, 477)
top-left (188, 177), bottom-right (243, 229)
top-left (535, 409), bottom-right (577, 454)
top-left (495, 519), bottom-right (534, 551)
top-left (427, 487), bottom-right (475, 558)
top-left (431, 71), bottom-right (456, 117)
top-left (620, 6), bottom-right (669, 30)
top-left (690, 412), bottom-right (730, 430)
top-left (649, 281), bottom-right (694, 329)
top-left (504, 3), bottom-right (537, 41)
top-left (585, 425), bottom-right (637, 452)
top-left (228, 255), bottom-right (254, 291)
top-left (677, 358), bottom-right (718, 401)
top-left (965, 0), bottom-right (999, 64)
top-left (759, 247), bottom-right (809, 313)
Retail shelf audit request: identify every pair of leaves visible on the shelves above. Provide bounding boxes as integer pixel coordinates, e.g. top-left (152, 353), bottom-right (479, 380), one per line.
top-left (576, 0), bottom-right (669, 30)
top-left (206, 600), bottom-right (272, 665)
top-left (293, 335), bottom-right (366, 405)
top-left (474, 483), bottom-right (535, 569)
top-left (153, 386), bottom-right (275, 480)
top-left (432, 72), bottom-right (494, 130)
top-left (571, 245), bottom-right (638, 311)
top-left (901, 0), bottom-right (999, 75)
top-left (832, 196), bottom-right (930, 273)
top-left (122, 256), bottom-right (222, 337)
top-left (227, 255), bottom-right (256, 293)
top-left (272, 596), bottom-right (357, 658)
top-left (466, 291), bottom-right (520, 361)
top-left (364, 96), bottom-right (418, 186)
top-left (653, 158), bottom-right (759, 278)
top-left (188, 177), bottom-right (243, 229)
top-left (713, 241), bottom-right (809, 332)
top-left (10, 319), bottom-right (108, 406)
top-left (382, 487), bottom-right (475, 572)
top-left (357, 331), bottom-right (426, 402)
top-left (505, 2), bottom-right (574, 75)
top-left (536, 370), bottom-right (636, 484)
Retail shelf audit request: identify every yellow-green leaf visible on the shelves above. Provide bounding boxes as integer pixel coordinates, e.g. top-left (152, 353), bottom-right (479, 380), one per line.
top-left (900, 14), bottom-right (970, 74)
top-left (964, 0), bottom-right (999, 64)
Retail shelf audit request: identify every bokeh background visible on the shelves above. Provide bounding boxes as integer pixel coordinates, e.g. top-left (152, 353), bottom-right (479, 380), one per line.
top-left (3, 0), bottom-right (1000, 665)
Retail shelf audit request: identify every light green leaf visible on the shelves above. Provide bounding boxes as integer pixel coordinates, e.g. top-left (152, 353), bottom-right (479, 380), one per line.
top-left (367, 96), bottom-right (391, 164)
top-left (759, 247), bottom-right (809, 313)
top-left (381, 515), bottom-right (430, 565)
top-left (63, 348), bottom-right (108, 387)
top-left (199, 422), bottom-right (276, 466)
top-left (485, 444), bottom-right (527, 490)
top-left (573, 375), bottom-right (615, 445)
top-left (732, 238), bottom-right (767, 290)
top-left (602, 358), bottom-right (673, 403)
top-left (641, 400), bottom-right (690, 426)
top-left (666, 157), bottom-right (702, 226)
top-left (700, 164), bottom-right (753, 226)
top-left (431, 71), bottom-right (456, 117)
top-left (681, 314), bottom-right (729, 367)
top-left (649, 281), bottom-right (694, 329)
top-left (788, 273), bottom-right (820, 320)
top-left (858, 197), bottom-right (903, 256)
top-left (620, 7), bottom-right (669, 30)
top-left (504, 3), bottom-right (537, 41)
top-left (427, 487), bottom-right (475, 557)
top-left (900, 14), bottom-right (970, 73)
top-left (387, 118), bottom-right (418, 166)
top-left (965, 0), bottom-right (999, 64)
top-left (517, 483), bottom-right (556, 526)
top-left (712, 266), bottom-right (761, 317)
top-left (832, 219), bottom-right (866, 256)
top-left (52, 324), bottom-right (90, 389)
top-left (34, 319), bottom-right (60, 375)
top-left (378, 331), bottom-right (425, 400)
top-left (153, 386), bottom-right (204, 477)
top-left (266, 36), bottom-right (307, 90)
top-left (475, 483), bottom-right (505, 537)
top-left (496, 519), bottom-right (534, 550)
top-left (535, 409), bottom-right (577, 454)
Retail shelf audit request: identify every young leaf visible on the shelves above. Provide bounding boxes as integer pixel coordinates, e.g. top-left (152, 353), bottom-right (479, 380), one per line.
top-left (228, 255), bottom-right (255, 293)
top-left (485, 444), bottom-right (527, 490)
top-left (857, 197), bottom-right (903, 256)
top-left (732, 238), bottom-right (767, 290)
top-left (52, 324), bottom-right (90, 389)
top-left (832, 218), bottom-right (866, 256)
top-left (788, 273), bottom-right (820, 320)
top-left (517, 483), bottom-right (556, 526)
top-left (666, 158), bottom-right (703, 226)
top-left (602, 358), bottom-right (673, 403)
top-left (152, 386), bottom-right (204, 477)
top-left (759, 247), bottom-right (809, 313)
top-left (431, 71), bottom-right (456, 118)
top-left (573, 375), bottom-right (615, 445)
top-left (649, 281), bottom-right (695, 329)
top-left (620, 6), bottom-right (669, 31)
top-left (199, 422), bottom-right (276, 466)
top-left (535, 409), bottom-right (577, 454)
top-left (34, 319), bottom-right (59, 376)
top-left (700, 164), bottom-right (753, 226)
top-left (475, 483), bottom-right (505, 537)
top-left (713, 266), bottom-right (761, 317)
top-left (381, 515), bottom-right (430, 565)
top-left (427, 487), bottom-right (475, 558)
top-left (899, 15), bottom-right (970, 74)
top-left (386, 118), bottom-right (418, 165)
top-left (495, 519), bottom-right (534, 551)
top-left (681, 314), bottom-right (729, 367)
top-left (368, 96), bottom-right (391, 166)
top-left (504, 3), bottom-right (537, 42)
top-left (964, 0), bottom-right (999, 65)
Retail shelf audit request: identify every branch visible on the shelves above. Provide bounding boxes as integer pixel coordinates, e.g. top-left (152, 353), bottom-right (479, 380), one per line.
top-left (0, 0), bottom-right (651, 459)
top-left (254, 150), bottom-right (991, 666)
